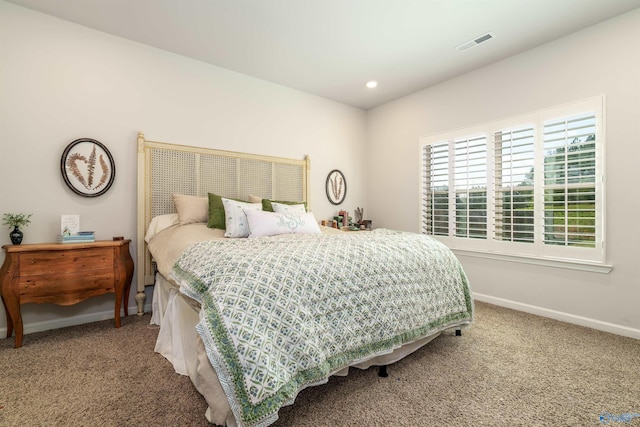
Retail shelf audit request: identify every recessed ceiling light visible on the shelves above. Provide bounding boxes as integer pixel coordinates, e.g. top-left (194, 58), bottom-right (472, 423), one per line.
top-left (366, 81), bottom-right (378, 89)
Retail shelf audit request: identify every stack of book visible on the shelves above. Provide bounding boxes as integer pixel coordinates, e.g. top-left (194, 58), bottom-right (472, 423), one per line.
top-left (57, 231), bottom-right (95, 244)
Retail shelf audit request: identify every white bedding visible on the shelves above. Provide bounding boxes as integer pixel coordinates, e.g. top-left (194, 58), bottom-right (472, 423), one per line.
top-left (152, 273), bottom-right (235, 426)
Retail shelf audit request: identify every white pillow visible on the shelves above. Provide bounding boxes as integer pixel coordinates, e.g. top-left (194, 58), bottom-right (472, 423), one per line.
top-left (173, 194), bottom-right (208, 225)
top-left (221, 198), bottom-right (263, 238)
top-left (244, 209), bottom-right (321, 238)
top-left (271, 202), bottom-right (306, 214)
top-left (145, 213), bottom-right (180, 243)
top-left (248, 194), bottom-right (263, 203)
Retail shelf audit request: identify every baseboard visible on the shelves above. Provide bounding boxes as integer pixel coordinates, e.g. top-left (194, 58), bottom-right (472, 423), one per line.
top-left (473, 293), bottom-right (640, 340)
top-left (0, 303), bottom-right (153, 337)
top-left (6, 296), bottom-right (638, 340)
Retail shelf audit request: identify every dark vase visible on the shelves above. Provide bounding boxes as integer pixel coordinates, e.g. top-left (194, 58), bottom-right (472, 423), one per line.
top-left (10, 226), bottom-right (23, 245)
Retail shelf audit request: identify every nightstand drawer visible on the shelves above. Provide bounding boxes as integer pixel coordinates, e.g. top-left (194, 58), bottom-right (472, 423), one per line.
top-left (19, 271), bottom-right (115, 299)
top-left (19, 247), bottom-right (114, 276)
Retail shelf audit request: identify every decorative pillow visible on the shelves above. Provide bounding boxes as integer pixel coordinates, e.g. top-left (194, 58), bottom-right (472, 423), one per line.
top-left (248, 194), bottom-right (263, 203)
top-left (173, 194), bottom-right (208, 225)
top-left (244, 209), bottom-right (321, 238)
top-left (261, 198), bottom-right (307, 212)
top-left (144, 213), bottom-right (179, 243)
top-left (271, 202), bottom-right (306, 214)
top-left (221, 198), bottom-right (263, 238)
top-left (208, 193), bottom-right (245, 229)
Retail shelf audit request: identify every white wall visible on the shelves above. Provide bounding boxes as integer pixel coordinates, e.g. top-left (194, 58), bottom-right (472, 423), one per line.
top-left (366, 9), bottom-right (640, 337)
top-left (0, 2), bottom-right (367, 334)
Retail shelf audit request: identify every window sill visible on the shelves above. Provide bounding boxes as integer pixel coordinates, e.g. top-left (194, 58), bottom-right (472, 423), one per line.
top-left (452, 249), bottom-right (613, 274)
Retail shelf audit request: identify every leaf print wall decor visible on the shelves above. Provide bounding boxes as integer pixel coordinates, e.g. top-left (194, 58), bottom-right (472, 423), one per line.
top-left (60, 138), bottom-right (116, 197)
top-left (325, 169), bottom-right (346, 205)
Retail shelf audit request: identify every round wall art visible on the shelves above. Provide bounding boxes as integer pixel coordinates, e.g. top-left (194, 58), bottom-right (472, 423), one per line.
top-left (325, 169), bottom-right (346, 205)
top-left (61, 138), bottom-right (116, 197)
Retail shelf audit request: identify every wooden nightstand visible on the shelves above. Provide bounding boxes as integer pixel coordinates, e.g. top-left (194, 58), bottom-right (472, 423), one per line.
top-left (0, 240), bottom-right (134, 348)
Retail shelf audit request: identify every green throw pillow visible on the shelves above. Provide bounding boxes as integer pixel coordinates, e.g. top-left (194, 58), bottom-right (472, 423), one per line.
top-left (207, 193), bottom-right (246, 229)
top-left (261, 199), bottom-right (307, 212)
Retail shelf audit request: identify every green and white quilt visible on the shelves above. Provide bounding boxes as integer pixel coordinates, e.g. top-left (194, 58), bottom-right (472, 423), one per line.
top-left (171, 229), bottom-right (473, 427)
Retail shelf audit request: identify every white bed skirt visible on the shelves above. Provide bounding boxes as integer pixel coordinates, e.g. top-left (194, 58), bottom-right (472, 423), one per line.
top-left (151, 273), bottom-right (442, 426)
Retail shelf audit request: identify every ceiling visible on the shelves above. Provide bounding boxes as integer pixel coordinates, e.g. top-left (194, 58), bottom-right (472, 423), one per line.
top-left (7, 0), bottom-right (640, 110)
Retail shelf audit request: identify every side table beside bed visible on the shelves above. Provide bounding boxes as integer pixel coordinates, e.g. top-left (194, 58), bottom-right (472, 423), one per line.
top-left (0, 239), bottom-right (134, 348)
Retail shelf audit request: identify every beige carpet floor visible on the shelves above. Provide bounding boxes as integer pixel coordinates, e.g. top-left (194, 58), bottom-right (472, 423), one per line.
top-left (1, 301), bottom-right (639, 426)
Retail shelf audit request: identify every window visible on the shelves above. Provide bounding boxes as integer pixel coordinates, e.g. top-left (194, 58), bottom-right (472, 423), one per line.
top-left (494, 126), bottom-right (535, 244)
top-left (422, 142), bottom-right (449, 236)
top-left (542, 113), bottom-right (597, 248)
top-left (454, 136), bottom-right (487, 239)
top-left (420, 97), bottom-right (604, 265)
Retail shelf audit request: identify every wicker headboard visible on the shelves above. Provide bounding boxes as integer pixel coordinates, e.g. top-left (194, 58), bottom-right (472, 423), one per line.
top-left (135, 132), bottom-right (310, 314)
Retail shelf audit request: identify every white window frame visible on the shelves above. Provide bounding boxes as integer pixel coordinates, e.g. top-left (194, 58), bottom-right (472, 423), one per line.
top-left (419, 96), bottom-right (610, 273)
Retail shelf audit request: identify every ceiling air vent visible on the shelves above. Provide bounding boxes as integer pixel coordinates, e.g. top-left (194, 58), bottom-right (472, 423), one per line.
top-left (456, 32), bottom-right (495, 52)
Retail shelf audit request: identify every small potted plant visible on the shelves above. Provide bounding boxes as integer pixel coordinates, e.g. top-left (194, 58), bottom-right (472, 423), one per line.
top-left (3, 213), bottom-right (33, 245)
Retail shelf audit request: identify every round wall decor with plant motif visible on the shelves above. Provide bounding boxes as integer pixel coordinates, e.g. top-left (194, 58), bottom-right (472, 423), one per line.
top-left (61, 138), bottom-right (116, 197)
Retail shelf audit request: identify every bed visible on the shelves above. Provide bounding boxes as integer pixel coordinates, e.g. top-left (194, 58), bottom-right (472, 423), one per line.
top-left (136, 132), bottom-right (474, 427)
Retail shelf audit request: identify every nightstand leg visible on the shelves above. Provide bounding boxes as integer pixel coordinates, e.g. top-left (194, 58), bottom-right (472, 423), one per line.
top-left (123, 283), bottom-right (131, 317)
top-left (114, 243), bottom-right (134, 326)
top-left (3, 297), bottom-right (23, 348)
top-left (1, 297), bottom-right (13, 339)
top-left (120, 245), bottom-right (134, 317)
top-left (114, 293), bottom-right (122, 328)
top-left (14, 319), bottom-right (23, 348)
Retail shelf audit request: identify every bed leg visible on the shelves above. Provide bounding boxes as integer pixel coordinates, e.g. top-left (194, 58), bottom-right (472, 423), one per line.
top-left (378, 365), bottom-right (389, 378)
top-left (136, 291), bottom-right (146, 316)
top-left (455, 329), bottom-right (462, 336)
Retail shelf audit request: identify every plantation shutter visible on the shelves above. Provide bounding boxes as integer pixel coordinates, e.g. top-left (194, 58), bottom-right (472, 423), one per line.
top-left (420, 97), bottom-right (604, 266)
top-left (422, 142), bottom-right (449, 236)
top-left (493, 127), bottom-right (535, 243)
top-left (454, 136), bottom-right (487, 239)
top-left (542, 113), bottom-right (597, 248)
